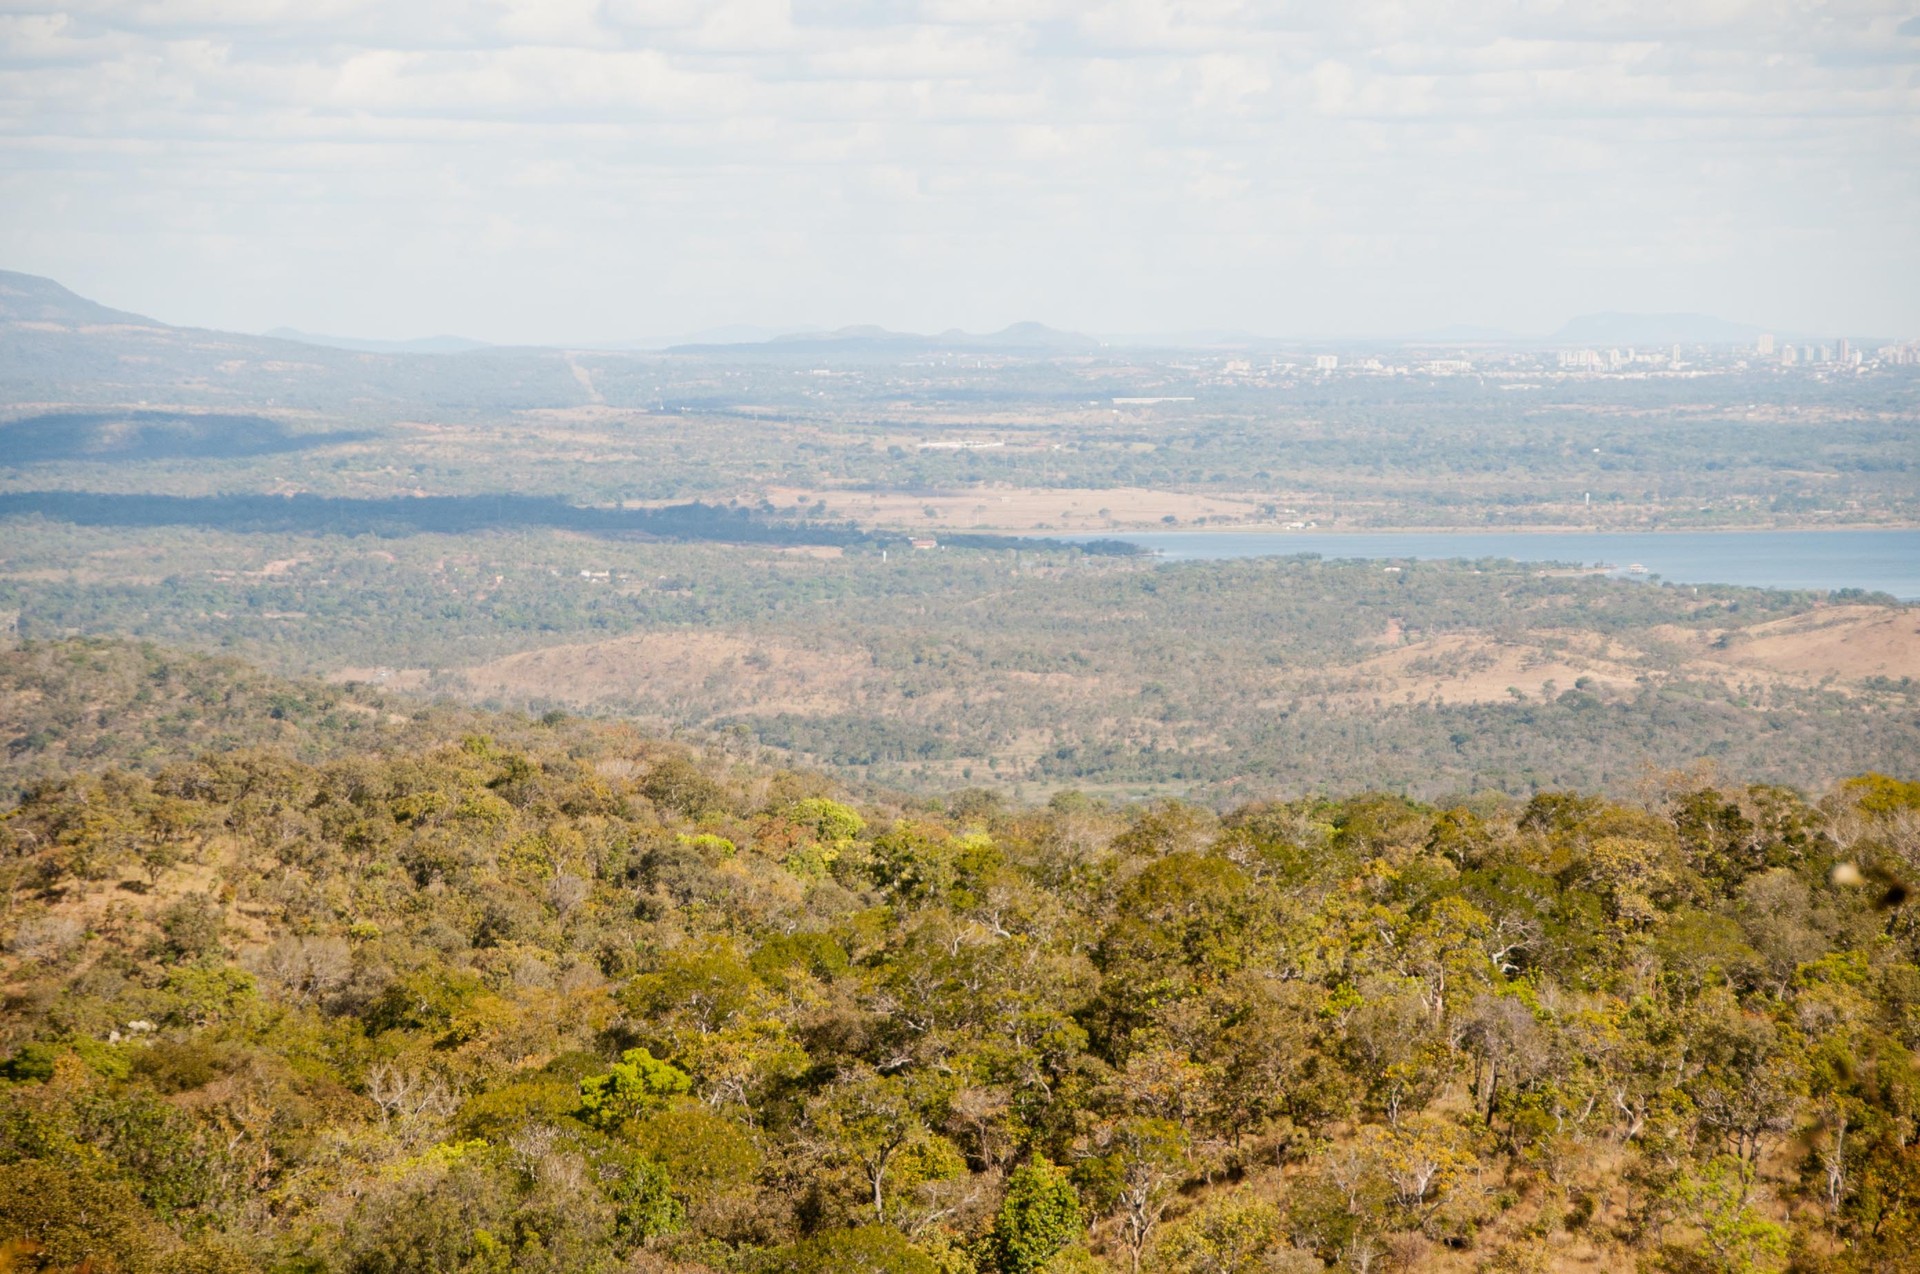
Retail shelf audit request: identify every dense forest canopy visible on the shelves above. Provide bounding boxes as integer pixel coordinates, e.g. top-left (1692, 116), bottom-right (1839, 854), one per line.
top-left (4, 642), bottom-right (1920, 1273)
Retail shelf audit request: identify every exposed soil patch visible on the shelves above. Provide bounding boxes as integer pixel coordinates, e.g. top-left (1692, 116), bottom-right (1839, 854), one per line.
top-left (440, 630), bottom-right (874, 715)
top-left (1320, 634), bottom-right (1646, 705)
top-left (1706, 605), bottom-right (1920, 682)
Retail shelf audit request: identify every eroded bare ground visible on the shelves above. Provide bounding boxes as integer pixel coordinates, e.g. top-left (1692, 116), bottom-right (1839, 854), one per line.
top-left (1658, 605), bottom-right (1920, 683)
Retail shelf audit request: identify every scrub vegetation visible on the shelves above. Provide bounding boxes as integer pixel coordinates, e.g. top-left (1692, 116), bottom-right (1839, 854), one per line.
top-left (4, 643), bottom-right (1920, 1273)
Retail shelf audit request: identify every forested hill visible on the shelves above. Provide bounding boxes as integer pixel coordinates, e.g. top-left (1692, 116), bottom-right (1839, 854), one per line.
top-left (0, 639), bottom-right (553, 803)
top-left (3, 640), bottom-right (1920, 1273)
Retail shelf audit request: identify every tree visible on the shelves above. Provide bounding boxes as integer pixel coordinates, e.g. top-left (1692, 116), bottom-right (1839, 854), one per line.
top-left (1087, 1117), bottom-right (1189, 1274)
top-left (757, 1225), bottom-right (938, 1274)
top-left (1684, 996), bottom-right (1804, 1169)
top-left (641, 754), bottom-right (730, 818)
top-left (625, 1106), bottom-right (763, 1199)
top-left (0, 1161), bottom-right (164, 1274)
top-left (1089, 853), bottom-right (1257, 1057)
top-left (142, 794), bottom-right (206, 881)
top-left (1658, 1155), bottom-right (1788, 1274)
top-left (609, 1157), bottom-right (684, 1246)
top-left (620, 940), bottom-right (803, 1109)
top-left (790, 797), bottom-right (866, 844)
top-left (1150, 1191), bottom-right (1283, 1274)
top-left (985, 1156), bottom-right (1082, 1274)
top-left (156, 893), bottom-right (224, 961)
top-left (578, 1049), bottom-right (692, 1131)
top-left (808, 1070), bottom-right (941, 1221)
top-left (1461, 992), bottom-right (1548, 1130)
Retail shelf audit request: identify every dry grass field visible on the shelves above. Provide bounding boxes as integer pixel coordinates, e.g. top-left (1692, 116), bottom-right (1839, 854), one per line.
top-left (1662, 603), bottom-right (1920, 682)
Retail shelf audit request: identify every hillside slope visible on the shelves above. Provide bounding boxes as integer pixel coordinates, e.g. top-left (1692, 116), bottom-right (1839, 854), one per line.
top-left (3, 640), bottom-right (1920, 1272)
top-left (0, 270), bottom-right (159, 327)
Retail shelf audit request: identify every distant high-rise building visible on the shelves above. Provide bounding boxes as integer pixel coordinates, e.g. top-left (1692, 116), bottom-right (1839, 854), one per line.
top-left (1839, 338), bottom-right (1851, 364)
top-left (1757, 333), bottom-right (1775, 356)
top-left (1671, 343), bottom-right (1682, 367)
top-left (1314, 354), bottom-right (1338, 371)
top-left (1781, 345), bottom-right (1797, 366)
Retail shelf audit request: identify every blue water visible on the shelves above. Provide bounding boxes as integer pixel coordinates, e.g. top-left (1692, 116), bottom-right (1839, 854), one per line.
top-left (1069, 529), bottom-right (1920, 599)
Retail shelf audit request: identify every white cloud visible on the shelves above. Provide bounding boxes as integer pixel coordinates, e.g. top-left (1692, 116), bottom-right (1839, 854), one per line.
top-left (0, 0), bottom-right (1914, 338)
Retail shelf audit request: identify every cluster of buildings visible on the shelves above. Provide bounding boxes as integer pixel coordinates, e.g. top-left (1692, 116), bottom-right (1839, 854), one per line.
top-left (1549, 336), bottom-right (1895, 376)
top-left (1193, 335), bottom-right (1920, 385)
top-left (1752, 334), bottom-right (1866, 368)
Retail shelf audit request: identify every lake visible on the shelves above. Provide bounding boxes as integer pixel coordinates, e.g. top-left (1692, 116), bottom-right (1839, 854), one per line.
top-left (1069, 528), bottom-right (1920, 599)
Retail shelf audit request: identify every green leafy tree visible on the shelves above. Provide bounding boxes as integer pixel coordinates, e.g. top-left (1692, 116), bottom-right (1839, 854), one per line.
top-left (609, 1157), bottom-right (684, 1246)
top-left (790, 796), bottom-right (866, 845)
top-left (781, 795), bottom-right (866, 878)
top-left (625, 1106), bottom-right (763, 1198)
top-left (807, 1070), bottom-right (947, 1221)
top-left (1150, 1191), bottom-right (1283, 1274)
top-left (1085, 1117), bottom-right (1189, 1274)
top-left (578, 1048), bottom-right (692, 1131)
top-left (1658, 1155), bottom-right (1788, 1274)
top-left (757, 1225), bottom-right (938, 1274)
top-left (985, 1156), bottom-right (1082, 1274)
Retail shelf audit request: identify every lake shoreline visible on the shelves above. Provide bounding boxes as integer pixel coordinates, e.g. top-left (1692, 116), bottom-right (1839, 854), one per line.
top-left (1001, 521), bottom-right (1920, 537)
top-left (1042, 526), bottom-right (1920, 600)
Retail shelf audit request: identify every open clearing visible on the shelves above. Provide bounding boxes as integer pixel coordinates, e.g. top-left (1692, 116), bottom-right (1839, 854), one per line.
top-left (1663, 604), bottom-right (1920, 683)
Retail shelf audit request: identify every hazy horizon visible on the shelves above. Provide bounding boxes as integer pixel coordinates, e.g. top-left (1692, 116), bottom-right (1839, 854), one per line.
top-left (4, 2), bottom-right (1918, 344)
top-left (14, 266), bottom-right (1863, 350)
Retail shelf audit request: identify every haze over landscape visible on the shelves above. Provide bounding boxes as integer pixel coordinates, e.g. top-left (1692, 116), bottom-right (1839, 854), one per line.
top-left (3, 5), bottom-right (1920, 1274)
top-left (4, 3), bottom-right (1920, 342)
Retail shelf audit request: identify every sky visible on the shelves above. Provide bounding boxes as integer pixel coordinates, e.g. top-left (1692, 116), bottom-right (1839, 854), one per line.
top-left (2, 1), bottom-right (1918, 344)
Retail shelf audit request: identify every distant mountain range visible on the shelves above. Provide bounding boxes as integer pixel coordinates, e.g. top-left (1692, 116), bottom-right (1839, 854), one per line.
top-left (0, 269), bottom-right (575, 416)
top-left (670, 320), bottom-right (1102, 356)
top-left (0, 274), bottom-right (1098, 356)
top-left (678, 313), bottom-right (1792, 354)
top-left (0, 271), bottom-right (494, 355)
top-left (0, 267), bottom-right (1840, 360)
top-left (263, 328), bottom-right (491, 355)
